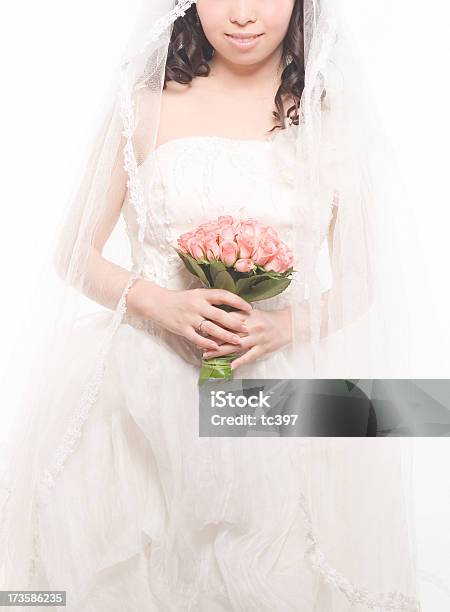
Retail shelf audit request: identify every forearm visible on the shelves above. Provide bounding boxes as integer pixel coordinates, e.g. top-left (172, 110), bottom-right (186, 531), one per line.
top-left (55, 244), bottom-right (164, 315)
top-left (82, 247), bottom-right (137, 311)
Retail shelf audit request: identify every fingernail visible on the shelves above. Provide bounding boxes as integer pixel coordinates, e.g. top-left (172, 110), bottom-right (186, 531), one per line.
top-left (232, 336), bottom-right (241, 344)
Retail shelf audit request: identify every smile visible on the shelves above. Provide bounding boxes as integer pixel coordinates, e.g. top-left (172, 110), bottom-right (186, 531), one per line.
top-left (225, 33), bottom-right (265, 49)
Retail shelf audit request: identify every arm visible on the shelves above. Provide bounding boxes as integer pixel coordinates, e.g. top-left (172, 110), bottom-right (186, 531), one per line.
top-left (53, 132), bottom-right (162, 314)
top-left (53, 131), bottom-right (251, 352)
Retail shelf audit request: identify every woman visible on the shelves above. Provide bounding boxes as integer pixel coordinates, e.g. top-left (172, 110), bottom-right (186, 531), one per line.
top-left (0, 1), bottom-right (422, 610)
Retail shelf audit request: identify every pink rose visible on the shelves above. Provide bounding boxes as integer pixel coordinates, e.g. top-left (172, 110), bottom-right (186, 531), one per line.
top-left (235, 219), bottom-right (279, 245)
top-left (282, 251), bottom-right (294, 271)
top-left (253, 222), bottom-right (272, 242)
top-left (218, 215), bottom-right (235, 227)
top-left (265, 243), bottom-right (293, 273)
top-left (235, 219), bottom-right (258, 241)
top-left (187, 236), bottom-right (206, 260)
top-left (219, 225), bottom-right (236, 242)
top-left (178, 217), bottom-right (293, 272)
top-left (177, 231), bottom-right (196, 254)
top-left (262, 226), bottom-right (278, 241)
top-left (204, 230), bottom-right (218, 242)
top-left (277, 241), bottom-right (294, 271)
top-left (253, 237), bottom-right (279, 266)
top-left (234, 258), bottom-right (255, 273)
top-left (205, 234), bottom-right (220, 261)
top-left (219, 240), bottom-right (239, 267)
top-left (264, 255), bottom-right (284, 273)
top-left (194, 228), bottom-right (207, 241)
top-left (236, 236), bottom-right (256, 259)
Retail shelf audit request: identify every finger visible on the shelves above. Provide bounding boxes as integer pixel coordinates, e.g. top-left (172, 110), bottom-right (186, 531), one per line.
top-left (204, 335), bottom-right (252, 358)
top-left (207, 338), bottom-right (227, 346)
top-left (199, 319), bottom-right (244, 346)
top-left (202, 343), bottom-right (239, 359)
top-left (201, 338), bottom-right (229, 348)
top-left (186, 328), bottom-right (221, 351)
top-left (230, 311), bottom-right (250, 322)
top-left (231, 345), bottom-right (261, 371)
top-left (207, 290), bottom-right (252, 313)
top-left (205, 305), bottom-right (249, 333)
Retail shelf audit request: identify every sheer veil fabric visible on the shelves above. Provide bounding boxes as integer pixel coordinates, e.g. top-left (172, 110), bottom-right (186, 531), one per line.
top-left (0, 0), bottom-right (437, 609)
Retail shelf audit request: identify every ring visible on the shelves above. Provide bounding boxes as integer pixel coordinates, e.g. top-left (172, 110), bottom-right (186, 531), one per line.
top-left (196, 318), bottom-right (209, 335)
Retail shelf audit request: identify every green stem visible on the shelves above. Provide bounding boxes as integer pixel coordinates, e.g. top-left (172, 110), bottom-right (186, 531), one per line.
top-left (198, 353), bottom-right (240, 386)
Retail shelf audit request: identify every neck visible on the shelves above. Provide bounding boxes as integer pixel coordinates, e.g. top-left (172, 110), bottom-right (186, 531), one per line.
top-left (207, 46), bottom-right (285, 99)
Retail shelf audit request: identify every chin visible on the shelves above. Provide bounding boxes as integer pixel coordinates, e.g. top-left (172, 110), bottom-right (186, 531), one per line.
top-left (213, 44), bottom-right (272, 66)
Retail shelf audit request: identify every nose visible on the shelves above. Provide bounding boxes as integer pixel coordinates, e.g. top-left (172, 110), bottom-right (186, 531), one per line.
top-left (229, 1), bottom-right (258, 27)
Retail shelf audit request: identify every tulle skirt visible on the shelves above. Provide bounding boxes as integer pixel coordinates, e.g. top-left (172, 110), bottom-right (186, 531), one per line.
top-left (0, 298), bottom-right (421, 611)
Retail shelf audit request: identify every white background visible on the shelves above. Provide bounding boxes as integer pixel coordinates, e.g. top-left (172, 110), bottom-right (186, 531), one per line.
top-left (0, 1), bottom-right (449, 608)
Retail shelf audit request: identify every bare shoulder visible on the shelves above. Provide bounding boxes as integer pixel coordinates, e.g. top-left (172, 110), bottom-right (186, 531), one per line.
top-left (157, 79), bottom-right (202, 145)
top-left (161, 80), bottom-right (198, 122)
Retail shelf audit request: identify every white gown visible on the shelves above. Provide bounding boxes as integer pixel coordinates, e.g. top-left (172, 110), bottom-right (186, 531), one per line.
top-left (3, 134), bottom-right (421, 611)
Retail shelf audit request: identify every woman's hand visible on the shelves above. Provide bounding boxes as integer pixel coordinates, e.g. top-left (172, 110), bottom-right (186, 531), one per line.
top-left (202, 306), bottom-right (292, 371)
top-left (126, 279), bottom-right (252, 352)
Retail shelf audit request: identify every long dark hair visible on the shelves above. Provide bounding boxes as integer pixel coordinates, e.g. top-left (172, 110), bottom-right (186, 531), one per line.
top-left (164, 1), bottom-right (304, 133)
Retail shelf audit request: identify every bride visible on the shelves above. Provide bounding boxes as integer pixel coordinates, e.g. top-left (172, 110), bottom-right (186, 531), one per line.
top-left (0, 1), bottom-right (424, 610)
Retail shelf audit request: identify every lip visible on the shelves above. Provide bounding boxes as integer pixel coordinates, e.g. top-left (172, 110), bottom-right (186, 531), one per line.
top-left (225, 33), bottom-right (264, 50)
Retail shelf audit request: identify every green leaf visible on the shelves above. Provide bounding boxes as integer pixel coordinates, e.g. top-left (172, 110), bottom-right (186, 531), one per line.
top-left (177, 251), bottom-right (195, 275)
top-left (240, 278), bottom-right (292, 302)
top-left (212, 269), bottom-right (236, 293)
top-left (235, 273), bottom-right (271, 293)
top-left (209, 260), bottom-right (227, 284)
top-left (177, 251), bottom-right (211, 288)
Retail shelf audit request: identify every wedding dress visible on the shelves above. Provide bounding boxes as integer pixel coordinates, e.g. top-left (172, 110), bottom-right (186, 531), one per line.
top-left (2, 130), bottom-right (420, 612)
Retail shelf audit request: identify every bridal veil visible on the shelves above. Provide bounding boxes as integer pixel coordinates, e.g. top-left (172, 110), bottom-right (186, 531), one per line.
top-left (2, 0), bottom-right (446, 608)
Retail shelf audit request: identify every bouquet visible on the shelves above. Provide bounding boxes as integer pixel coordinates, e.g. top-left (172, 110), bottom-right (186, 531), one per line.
top-left (175, 215), bottom-right (295, 385)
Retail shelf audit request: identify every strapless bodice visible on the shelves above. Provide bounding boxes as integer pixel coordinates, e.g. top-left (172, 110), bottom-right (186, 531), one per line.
top-left (121, 128), bottom-right (333, 293)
